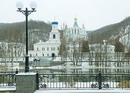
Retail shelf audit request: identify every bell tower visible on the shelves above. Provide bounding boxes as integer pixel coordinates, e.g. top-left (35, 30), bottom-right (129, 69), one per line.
top-left (49, 21), bottom-right (60, 41)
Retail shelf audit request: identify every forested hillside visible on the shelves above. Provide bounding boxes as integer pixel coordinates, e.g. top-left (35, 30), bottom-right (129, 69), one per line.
top-left (0, 20), bottom-right (52, 43)
top-left (89, 17), bottom-right (130, 44)
top-left (1, 17), bottom-right (130, 46)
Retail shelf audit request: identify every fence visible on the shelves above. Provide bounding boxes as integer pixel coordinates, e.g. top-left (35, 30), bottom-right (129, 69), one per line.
top-left (38, 73), bottom-right (130, 89)
top-left (0, 71), bottom-right (16, 86)
top-left (1, 71), bottom-right (130, 90)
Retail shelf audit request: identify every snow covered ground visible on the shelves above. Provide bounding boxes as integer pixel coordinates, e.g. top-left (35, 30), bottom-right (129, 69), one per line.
top-left (1, 86), bottom-right (130, 93)
top-left (0, 86), bottom-right (16, 92)
top-left (35, 89), bottom-right (130, 93)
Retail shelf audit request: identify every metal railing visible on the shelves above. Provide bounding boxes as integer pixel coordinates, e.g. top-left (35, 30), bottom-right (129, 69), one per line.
top-left (38, 73), bottom-right (130, 89)
top-left (1, 71), bottom-right (130, 90)
top-left (0, 71), bottom-right (17, 86)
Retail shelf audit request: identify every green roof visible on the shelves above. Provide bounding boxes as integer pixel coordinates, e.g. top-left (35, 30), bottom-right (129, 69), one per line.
top-left (73, 21), bottom-right (78, 27)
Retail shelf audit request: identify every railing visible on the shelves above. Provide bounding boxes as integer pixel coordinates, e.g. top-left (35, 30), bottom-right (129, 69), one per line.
top-left (0, 71), bottom-right (16, 86)
top-left (1, 71), bottom-right (130, 90)
top-left (38, 73), bottom-right (130, 89)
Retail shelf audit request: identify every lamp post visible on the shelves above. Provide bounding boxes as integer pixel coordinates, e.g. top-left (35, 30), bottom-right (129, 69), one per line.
top-left (16, 1), bottom-right (37, 72)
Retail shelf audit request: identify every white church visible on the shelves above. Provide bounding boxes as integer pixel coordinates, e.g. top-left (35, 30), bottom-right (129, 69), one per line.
top-left (29, 21), bottom-right (61, 58)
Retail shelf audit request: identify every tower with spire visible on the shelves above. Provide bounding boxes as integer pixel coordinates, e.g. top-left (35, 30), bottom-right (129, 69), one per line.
top-left (73, 17), bottom-right (78, 27)
top-left (49, 21), bottom-right (60, 42)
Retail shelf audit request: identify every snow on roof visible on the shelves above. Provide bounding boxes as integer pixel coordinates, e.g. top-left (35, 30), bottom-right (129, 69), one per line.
top-left (16, 72), bottom-right (36, 75)
top-left (35, 41), bottom-right (60, 45)
top-left (0, 87), bottom-right (16, 91)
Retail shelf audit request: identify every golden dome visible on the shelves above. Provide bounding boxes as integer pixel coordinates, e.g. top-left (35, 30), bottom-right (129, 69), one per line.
top-left (74, 17), bottom-right (77, 21)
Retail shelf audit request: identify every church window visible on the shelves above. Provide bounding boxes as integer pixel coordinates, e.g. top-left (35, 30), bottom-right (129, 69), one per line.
top-left (36, 53), bottom-right (37, 56)
top-left (47, 54), bottom-right (49, 56)
top-left (37, 48), bottom-right (39, 51)
top-left (30, 54), bottom-right (32, 57)
top-left (51, 47), bottom-right (55, 51)
top-left (53, 34), bottom-right (56, 39)
top-left (75, 29), bottom-right (76, 34)
top-left (42, 48), bottom-right (45, 51)
top-left (43, 54), bottom-right (44, 56)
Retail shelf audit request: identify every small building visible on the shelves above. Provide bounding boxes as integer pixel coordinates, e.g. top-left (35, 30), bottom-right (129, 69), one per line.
top-left (89, 41), bottom-right (115, 61)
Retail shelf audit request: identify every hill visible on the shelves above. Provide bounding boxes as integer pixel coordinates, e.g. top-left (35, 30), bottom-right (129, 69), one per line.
top-left (0, 20), bottom-right (52, 49)
top-left (1, 17), bottom-right (130, 47)
top-left (88, 17), bottom-right (130, 44)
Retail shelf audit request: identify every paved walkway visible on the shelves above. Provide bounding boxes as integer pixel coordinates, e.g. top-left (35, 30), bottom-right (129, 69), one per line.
top-left (1, 87), bottom-right (130, 93)
top-left (35, 89), bottom-right (130, 93)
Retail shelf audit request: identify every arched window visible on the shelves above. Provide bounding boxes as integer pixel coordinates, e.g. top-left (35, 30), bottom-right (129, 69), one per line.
top-left (78, 29), bottom-right (79, 34)
top-left (42, 48), bottom-right (45, 51)
top-left (53, 34), bottom-right (56, 39)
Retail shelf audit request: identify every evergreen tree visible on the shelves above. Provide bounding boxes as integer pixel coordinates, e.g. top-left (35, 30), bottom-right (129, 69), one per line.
top-left (81, 40), bottom-right (90, 52)
top-left (114, 40), bottom-right (124, 52)
top-left (59, 38), bottom-right (67, 56)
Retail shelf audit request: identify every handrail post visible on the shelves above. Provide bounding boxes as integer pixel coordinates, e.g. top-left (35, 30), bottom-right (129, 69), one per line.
top-left (98, 72), bottom-right (102, 89)
top-left (15, 68), bottom-right (18, 74)
top-left (36, 71), bottom-right (39, 90)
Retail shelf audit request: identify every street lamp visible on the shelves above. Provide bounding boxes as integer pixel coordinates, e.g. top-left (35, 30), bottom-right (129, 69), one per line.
top-left (16, 1), bottom-right (37, 72)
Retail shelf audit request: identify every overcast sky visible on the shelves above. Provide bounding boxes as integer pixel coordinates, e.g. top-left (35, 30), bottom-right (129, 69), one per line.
top-left (1, 0), bottom-right (130, 30)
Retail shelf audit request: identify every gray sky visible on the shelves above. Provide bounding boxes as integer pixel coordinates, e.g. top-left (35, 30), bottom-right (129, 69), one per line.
top-left (1, 0), bottom-right (130, 30)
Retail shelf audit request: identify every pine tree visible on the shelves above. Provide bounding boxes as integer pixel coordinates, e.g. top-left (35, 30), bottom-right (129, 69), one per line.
top-left (59, 38), bottom-right (67, 56)
top-left (81, 40), bottom-right (90, 52)
top-left (114, 40), bottom-right (124, 52)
